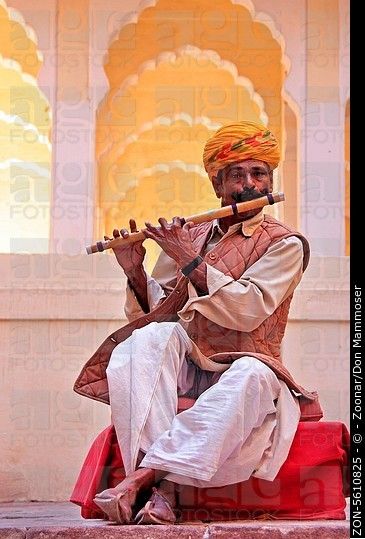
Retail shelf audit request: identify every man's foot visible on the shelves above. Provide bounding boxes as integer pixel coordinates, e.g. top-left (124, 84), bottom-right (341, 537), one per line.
top-left (134, 480), bottom-right (177, 525)
top-left (93, 468), bottom-right (156, 524)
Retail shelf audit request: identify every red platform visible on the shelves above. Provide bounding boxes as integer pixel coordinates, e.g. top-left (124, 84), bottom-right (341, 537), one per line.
top-left (71, 416), bottom-right (349, 521)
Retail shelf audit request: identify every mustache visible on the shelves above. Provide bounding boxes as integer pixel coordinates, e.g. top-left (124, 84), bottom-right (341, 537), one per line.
top-left (231, 188), bottom-right (268, 203)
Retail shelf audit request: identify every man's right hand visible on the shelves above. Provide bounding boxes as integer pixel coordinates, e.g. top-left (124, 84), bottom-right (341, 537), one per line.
top-left (106, 219), bottom-right (149, 313)
top-left (104, 219), bottom-right (146, 278)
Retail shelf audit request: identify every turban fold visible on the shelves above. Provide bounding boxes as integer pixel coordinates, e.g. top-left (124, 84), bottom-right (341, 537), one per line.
top-left (203, 121), bottom-right (280, 180)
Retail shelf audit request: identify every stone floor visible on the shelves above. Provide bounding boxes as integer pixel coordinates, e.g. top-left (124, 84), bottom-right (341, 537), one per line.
top-left (0, 502), bottom-right (350, 538)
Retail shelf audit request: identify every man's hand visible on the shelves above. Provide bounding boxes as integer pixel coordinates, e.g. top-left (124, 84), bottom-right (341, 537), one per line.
top-left (145, 217), bottom-right (208, 294)
top-left (105, 219), bottom-right (149, 312)
top-left (144, 217), bottom-right (198, 267)
top-left (105, 219), bottom-right (146, 278)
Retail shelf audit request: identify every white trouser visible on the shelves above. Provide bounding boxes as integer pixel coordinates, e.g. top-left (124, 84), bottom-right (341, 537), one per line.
top-left (106, 322), bottom-right (300, 487)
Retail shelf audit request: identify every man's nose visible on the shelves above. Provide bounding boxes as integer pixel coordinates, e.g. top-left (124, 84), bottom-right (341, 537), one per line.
top-left (240, 173), bottom-right (255, 188)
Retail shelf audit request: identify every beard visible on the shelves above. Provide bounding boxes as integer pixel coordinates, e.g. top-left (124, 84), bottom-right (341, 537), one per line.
top-left (231, 187), bottom-right (268, 203)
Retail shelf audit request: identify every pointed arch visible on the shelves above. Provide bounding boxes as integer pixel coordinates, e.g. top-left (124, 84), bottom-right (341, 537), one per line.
top-left (96, 0), bottom-right (289, 249)
top-left (97, 48), bottom-right (269, 246)
top-left (103, 0), bottom-right (287, 141)
top-left (97, 46), bottom-right (267, 160)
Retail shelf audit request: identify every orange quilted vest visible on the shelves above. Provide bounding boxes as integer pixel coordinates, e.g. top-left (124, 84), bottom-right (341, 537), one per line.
top-left (185, 215), bottom-right (309, 360)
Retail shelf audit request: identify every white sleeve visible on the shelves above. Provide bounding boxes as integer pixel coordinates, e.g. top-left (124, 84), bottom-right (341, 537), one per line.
top-left (177, 236), bottom-right (304, 332)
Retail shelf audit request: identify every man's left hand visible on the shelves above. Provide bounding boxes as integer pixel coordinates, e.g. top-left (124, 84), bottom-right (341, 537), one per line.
top-left (144, 217), bottom-right (198, 267)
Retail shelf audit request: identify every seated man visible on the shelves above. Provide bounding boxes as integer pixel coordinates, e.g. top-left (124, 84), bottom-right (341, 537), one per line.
top-left (75, 121), bottom-right (320, 525)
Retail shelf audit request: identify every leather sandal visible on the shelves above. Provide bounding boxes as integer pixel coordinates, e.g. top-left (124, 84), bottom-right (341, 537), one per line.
top-left (93, 488), bottom-right (134, 524)
top-left (134, 487), bottom-right (177, 525)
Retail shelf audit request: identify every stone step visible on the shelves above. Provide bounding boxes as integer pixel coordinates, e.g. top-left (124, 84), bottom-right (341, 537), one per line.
top-left (0, 502), bottom-right (350, 539)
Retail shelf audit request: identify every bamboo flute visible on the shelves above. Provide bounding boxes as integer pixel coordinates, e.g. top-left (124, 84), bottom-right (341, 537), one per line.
top-left (86, 192), bottom-right (285, 255)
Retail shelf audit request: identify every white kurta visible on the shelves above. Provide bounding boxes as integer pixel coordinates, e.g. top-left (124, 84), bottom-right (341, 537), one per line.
top-left (107, 211), bottom-right (303, 487)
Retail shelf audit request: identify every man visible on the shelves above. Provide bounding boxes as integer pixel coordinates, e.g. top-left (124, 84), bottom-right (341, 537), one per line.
top-left (74, 121), bottom-right (321, 525)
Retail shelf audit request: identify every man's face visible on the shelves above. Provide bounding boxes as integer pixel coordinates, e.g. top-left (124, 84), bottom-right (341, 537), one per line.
top-left (212, 159), bottom-right (273, 206)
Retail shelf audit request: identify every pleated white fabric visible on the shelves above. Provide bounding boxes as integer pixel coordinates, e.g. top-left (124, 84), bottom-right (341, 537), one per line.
top-left (106, 322), bottom-right (300, 488)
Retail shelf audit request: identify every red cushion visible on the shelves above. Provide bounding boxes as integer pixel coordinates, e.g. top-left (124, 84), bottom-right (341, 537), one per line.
top-left (178, 421), bottom-right (349, 520)
top-left (70, 420), bottom-right (349, 520)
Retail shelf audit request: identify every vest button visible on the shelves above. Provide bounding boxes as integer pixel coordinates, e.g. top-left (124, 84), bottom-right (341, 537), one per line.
top-left (208, 252), bottom-right (217, 260)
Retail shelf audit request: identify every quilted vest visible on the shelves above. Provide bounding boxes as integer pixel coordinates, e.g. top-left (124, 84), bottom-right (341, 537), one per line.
top-left (185, 215), bottom-right (309, 361)
top-left (74, 215), bottom-right (321, 420)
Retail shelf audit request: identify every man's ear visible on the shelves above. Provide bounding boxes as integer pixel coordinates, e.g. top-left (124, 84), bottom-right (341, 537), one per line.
top-left (269, 170), bottom-right (274, 191)
top-left (212, 170), bottom-right (223, 198)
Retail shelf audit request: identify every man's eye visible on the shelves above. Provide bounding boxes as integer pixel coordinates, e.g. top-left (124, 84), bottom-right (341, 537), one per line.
top-left (229, 171), bottom-right (267, 180)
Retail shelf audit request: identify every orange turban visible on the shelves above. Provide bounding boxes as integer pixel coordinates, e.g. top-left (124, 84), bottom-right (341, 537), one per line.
top-left (203, 121), bottom-right (280, 180)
